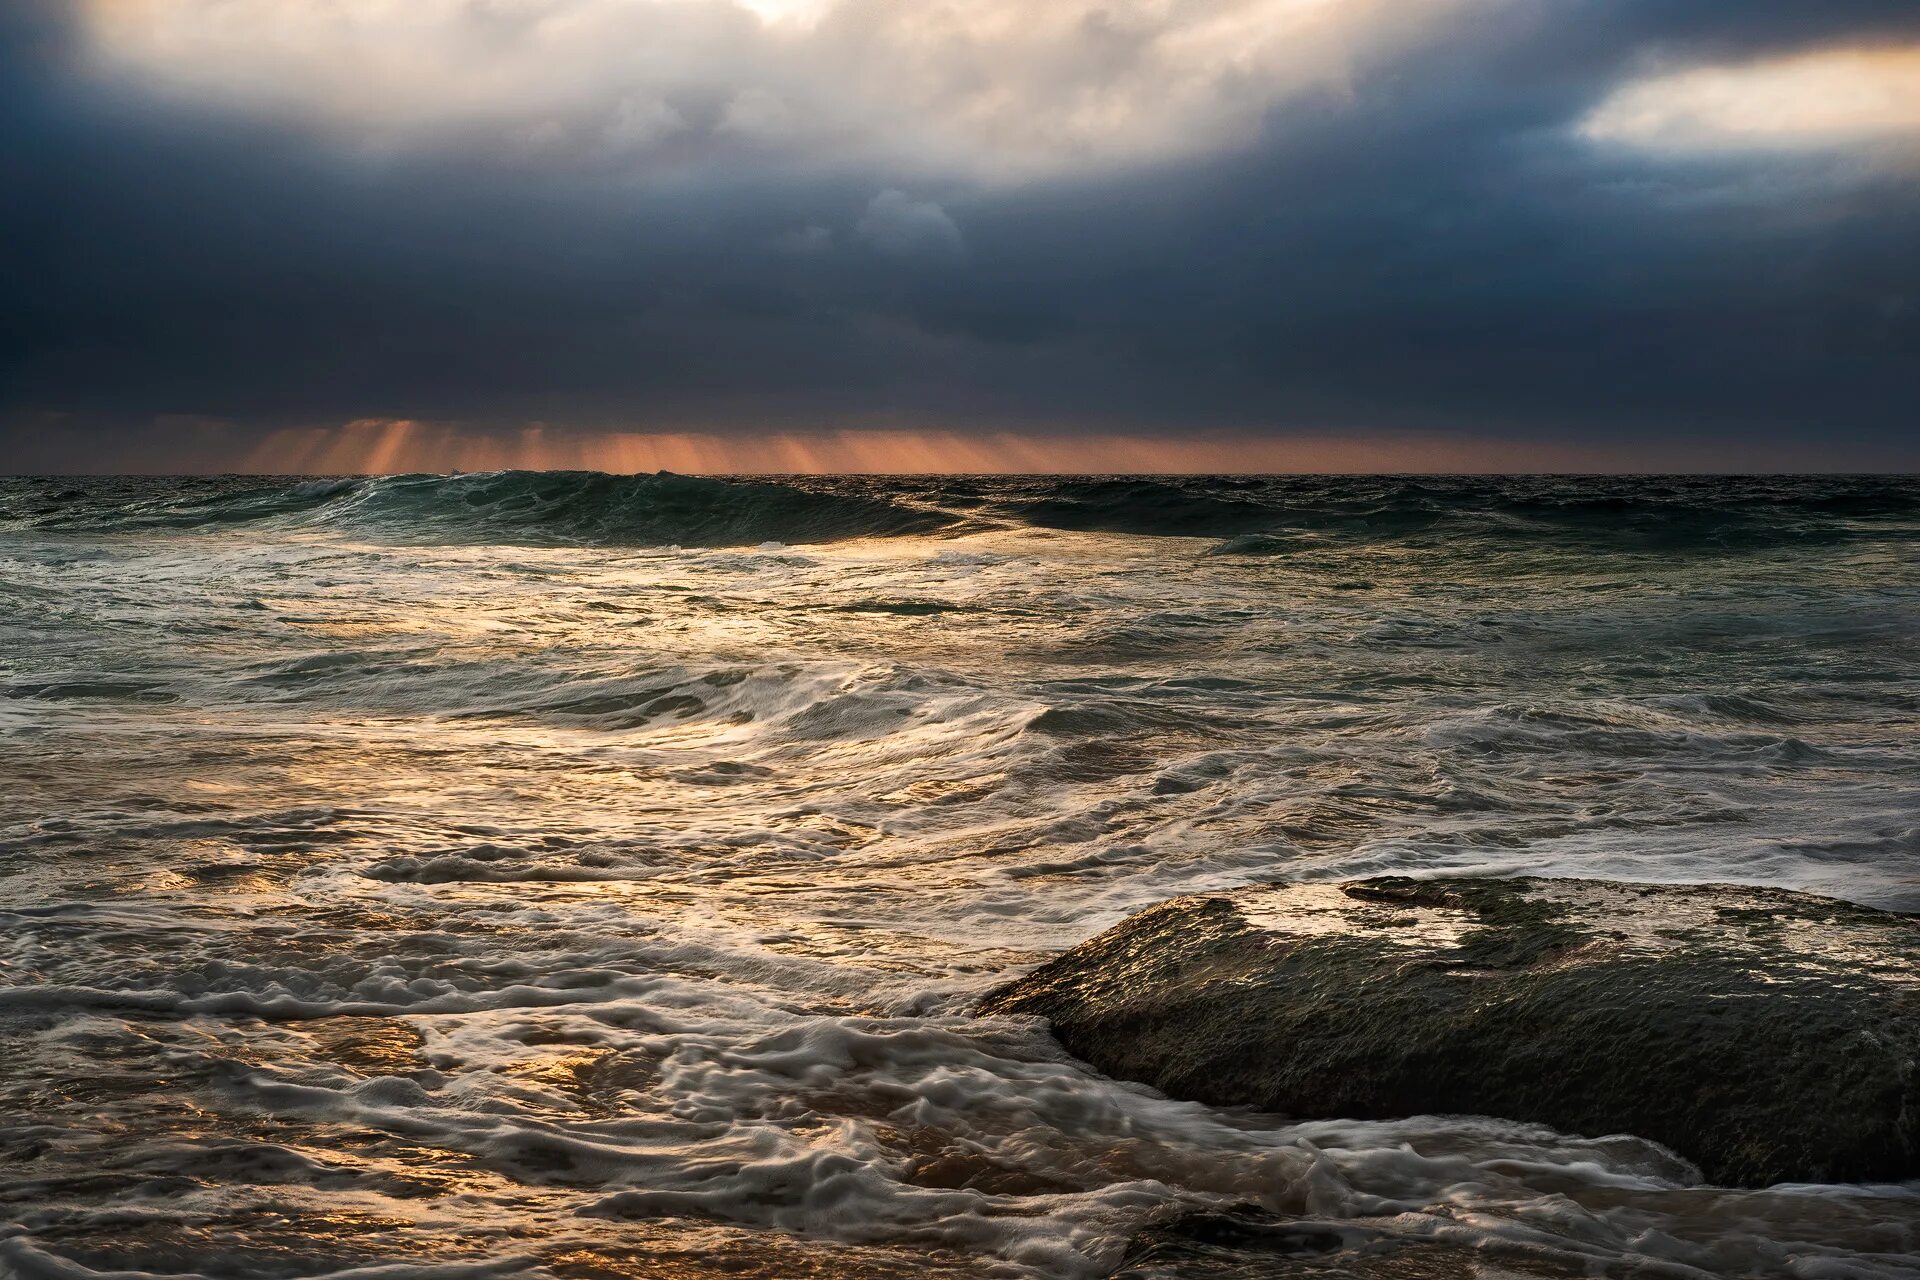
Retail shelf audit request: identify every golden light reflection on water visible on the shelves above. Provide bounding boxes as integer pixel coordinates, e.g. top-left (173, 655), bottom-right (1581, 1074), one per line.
top-left (306, 1017), bottom-right (429, 1078)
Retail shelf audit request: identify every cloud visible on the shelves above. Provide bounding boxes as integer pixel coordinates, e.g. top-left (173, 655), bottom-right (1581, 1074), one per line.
top-left (602, 95), bottom-right (688, 151)
top-left (717, 87), bottom-right (798, 142)
top-left (770, 223), bottom-right (834, 255)
top-left (3, 0), bottom-right (1919, 468)
top-left (856, 190), bottom-right (965, 260)
top-left (70, 0), bottom-right (1469, 181)
top-left (1584, 45), bottom-right (1920, 154)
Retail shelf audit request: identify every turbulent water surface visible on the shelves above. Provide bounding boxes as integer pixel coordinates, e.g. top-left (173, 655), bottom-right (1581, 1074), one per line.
top-left (2, 473), bottom-right (1917, 1279)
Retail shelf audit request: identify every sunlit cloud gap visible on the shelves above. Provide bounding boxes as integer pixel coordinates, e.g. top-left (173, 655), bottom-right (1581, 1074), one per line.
top-left (1584, 46), bottom-right (1920, 153)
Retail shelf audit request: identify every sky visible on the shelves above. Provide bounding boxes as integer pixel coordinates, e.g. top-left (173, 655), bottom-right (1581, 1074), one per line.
top-left (4, 0), bottom-right (1919, 473)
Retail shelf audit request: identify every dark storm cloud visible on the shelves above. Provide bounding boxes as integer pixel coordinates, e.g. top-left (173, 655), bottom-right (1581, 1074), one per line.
top-left (3, 0), bottom-right (1918, 467)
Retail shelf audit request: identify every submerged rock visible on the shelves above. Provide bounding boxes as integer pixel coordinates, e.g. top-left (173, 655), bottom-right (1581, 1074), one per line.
top-left (983, 877), bottom-right (1920, 1188)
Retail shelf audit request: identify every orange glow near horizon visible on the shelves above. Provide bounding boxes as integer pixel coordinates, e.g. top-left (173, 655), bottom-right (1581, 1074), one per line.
top-left (234, 419), bottom-right (1633, 475)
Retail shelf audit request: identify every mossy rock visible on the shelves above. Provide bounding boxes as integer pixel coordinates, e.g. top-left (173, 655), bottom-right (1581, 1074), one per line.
top-left (983, 877), bottom-right (1920, 1188)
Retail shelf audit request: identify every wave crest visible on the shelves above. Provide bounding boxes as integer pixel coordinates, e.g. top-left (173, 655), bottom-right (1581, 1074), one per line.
top-left (5, 471), bottom-right (953, 547)
top-left (6, 473), bottom-right (1916, 552)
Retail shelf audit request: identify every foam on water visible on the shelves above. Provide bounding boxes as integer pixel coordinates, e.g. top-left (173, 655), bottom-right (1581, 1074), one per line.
top-left (1, 475), bottom-right (1918, 1278)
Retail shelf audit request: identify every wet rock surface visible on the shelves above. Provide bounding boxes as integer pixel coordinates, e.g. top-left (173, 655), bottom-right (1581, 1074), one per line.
top-left (985, 877), bottom-right (1920, 1188)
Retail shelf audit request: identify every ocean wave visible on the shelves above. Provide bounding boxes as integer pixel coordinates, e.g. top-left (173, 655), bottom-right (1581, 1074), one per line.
top-left (6, 473), bottom-right (1917, 551)
top-left (923, 475), bottom-right (1920, 550)
top-left (0, 471), bottom-right (952, 547)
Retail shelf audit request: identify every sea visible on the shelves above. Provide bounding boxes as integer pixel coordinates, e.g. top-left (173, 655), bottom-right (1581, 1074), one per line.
top-left (1, 472), bottom-right (1917, 1278)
